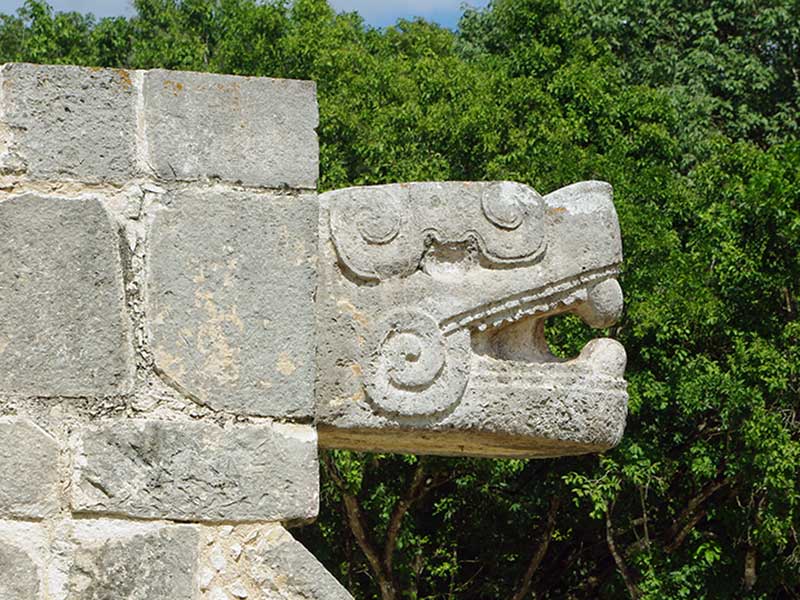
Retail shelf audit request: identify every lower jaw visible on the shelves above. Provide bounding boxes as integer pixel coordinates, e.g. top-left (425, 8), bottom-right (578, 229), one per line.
top-left (319, 353), bottom-right (629, 459)
top-left (447, 353), bottom-right (629, 457)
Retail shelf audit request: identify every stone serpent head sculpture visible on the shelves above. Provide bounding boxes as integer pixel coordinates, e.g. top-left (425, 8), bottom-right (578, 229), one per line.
top-left (315, 180), bottom-right (627, 458)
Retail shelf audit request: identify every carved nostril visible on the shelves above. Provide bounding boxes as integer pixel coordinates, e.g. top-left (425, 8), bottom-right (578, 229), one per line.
top-left (481, 182), bottom-right (525, 230)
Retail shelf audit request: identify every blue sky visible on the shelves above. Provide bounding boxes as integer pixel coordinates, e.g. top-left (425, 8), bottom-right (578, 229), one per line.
top-left (2, 1), bottom-right (491, 29)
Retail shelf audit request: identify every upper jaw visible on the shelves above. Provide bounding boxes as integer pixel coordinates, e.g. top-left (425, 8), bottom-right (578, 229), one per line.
top-left (418, 179), bottom-right (626, 379)
top-left (469, 275), bottom-right (626, 379)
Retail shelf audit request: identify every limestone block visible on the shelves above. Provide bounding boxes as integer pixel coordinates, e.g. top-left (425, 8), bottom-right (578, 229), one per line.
top-left (0, 521), bottom-right (47, 600)
top-left (0, 539), bottom-right (42, 599)
top-left (143, 70), bottom-right (318, 188)
top-left (0, 418), bottom-right (60, 519)
top-left (147, 189), bottom-right (316, 418)
top-left (0, 194), bottom-right (133, 397)
top-left (71, 420), bottom-right (319, 523)
top-left (0, 63), bottom-right (137, 182)
top-left (198, 524), bottom-right (352, 600)
top-left (67, 522), bottom-right (198, 600)
top-left (245, 524), bottom-right (353, 600)
top-left (316, 181), bottom-right (628, 458)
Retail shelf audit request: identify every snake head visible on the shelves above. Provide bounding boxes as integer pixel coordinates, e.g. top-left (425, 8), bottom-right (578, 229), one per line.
top-left (316, 180), bottom-right (627, 458)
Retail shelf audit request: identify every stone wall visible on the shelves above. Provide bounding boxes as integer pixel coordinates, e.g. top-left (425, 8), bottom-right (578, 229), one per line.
top-left (0, 63), bottom-right (351, 600)
top-left (0, 63), bottom-right (629, 599)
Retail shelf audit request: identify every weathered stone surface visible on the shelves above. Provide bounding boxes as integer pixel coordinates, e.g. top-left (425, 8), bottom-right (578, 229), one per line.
top-left (0, 63), bottom-right (137, 182)
top-left (316, 181), bottom-right (628, 458)
top-left (147, 189), bottom-right (316, 418)
top-left (0, 540), bottom-right (41, 599)
top-left (0, 418), bottom-right (60, 519)
top-left (143, 70), bottom-right (318, 188)
top-left (68, 524), bottom-right (198, 600)
top-left (71, 420), bottom-right (319, 522)
top-left (0, 194), bottom-right (133, 397)
top-left (195, 523), bottom-right (352, 599)
top-left (246, 524), bottom-right (353, 600)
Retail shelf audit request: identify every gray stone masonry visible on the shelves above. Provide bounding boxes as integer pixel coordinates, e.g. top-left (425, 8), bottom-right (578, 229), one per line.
top-left (0, 63), bottom-right (138, 183)
top-left (68, 525), bottom-right (199, 599)
top-left (246, 524), bottom-right (354, 599)
top-left (0, 61), bottom-right (627, 599)
top-left (0, 63), bottom-right (318, 187)
top-left (0, 194), bottom-right (133, 397)
top-left (143, 69), bottom-right (318, 188)
top-left (0, 418), bottom-right (60, 519)
top-left (71, 419), bottom-right (319, 523)
top-left (0, 539), bottom-right (41, 600)
top-left (0, 520), bottom-right (356, 600)
top-left (148, 188), bottom-right (317, 418)
top-left (0, 62), bottom-right (339, 599)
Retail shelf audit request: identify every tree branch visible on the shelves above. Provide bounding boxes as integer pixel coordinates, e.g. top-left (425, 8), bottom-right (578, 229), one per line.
top-left (664, 476), bottom-right (732, 553)
top-left (383, 459), bottom-right (428, 575)
top-left (606, 502), bottom-right (640, 599)
top-left (510, 494), bottom-right (560, 600)
top-left (323, 452), bottom-right (397, 600)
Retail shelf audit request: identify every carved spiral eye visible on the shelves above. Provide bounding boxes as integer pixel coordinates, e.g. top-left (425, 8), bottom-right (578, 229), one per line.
top-left (355, 193), bottom-right (401, 244)
top-left (380, 312), bottom-right (445, 389)
top-left (482, 182), bottom-right (525, 230)
top-left (365, 309), bottom-right (470, 417)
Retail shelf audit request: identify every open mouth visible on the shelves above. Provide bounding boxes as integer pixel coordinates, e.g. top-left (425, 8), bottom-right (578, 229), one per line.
top-left (466, 273), bottom-right (627, 380)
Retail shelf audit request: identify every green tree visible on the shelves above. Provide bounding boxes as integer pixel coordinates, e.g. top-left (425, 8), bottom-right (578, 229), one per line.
top-left (0, 1), bottom-right (797, 597)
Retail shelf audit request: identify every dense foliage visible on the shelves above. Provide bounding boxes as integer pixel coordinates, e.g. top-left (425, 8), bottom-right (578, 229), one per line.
top-left (1, 0), bottom-right (797, 597)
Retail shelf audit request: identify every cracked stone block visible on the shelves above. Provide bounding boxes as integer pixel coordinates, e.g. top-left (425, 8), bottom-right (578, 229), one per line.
top-left (143, 69), bottom-right (318, 188)
top-left (0, 418), bottom-right (60, 519)
top-left (71, 420), bottom-right (319, 523)
top-left (0, 63), bottom-right (137, 183)
top-left (0, 539), bottom-right (42, 600)
top-left (246, 524), bottom-right (353, 600)
top-left (147, 189), bottom-right (316, 418)
top-left (68, 523), bottom-right (198, 600)
top-left (0, 194), bottom-right (133, 397)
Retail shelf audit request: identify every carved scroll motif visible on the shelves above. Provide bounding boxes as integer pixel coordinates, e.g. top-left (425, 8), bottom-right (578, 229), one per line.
top-left (329, 182), bottom-right (546, 281)
top-left (364, 309), bottom-right (470, 417)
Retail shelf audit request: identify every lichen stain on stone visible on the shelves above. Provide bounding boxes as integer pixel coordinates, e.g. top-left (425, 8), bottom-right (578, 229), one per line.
top-left (336, 299), bottom-right (369, 327)
top-left (194, 288), bottom-right (244, 386)
top-left (276, 353), bottom-right (297, 377)
top-left (162, 79), bottom-right (185, 96)
top-left (115, 69), bottom-right (132, 89)
top-left (154, 345), bottom-right (186, 380)
top-left (0, 336), bottom-right (8, 354)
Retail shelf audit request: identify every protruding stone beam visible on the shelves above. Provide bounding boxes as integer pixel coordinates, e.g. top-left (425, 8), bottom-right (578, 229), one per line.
top-left (315, 180), bottom-right (628, 458)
